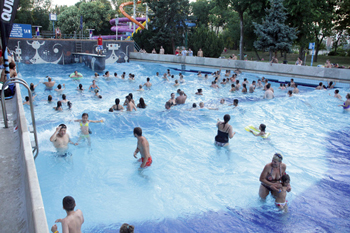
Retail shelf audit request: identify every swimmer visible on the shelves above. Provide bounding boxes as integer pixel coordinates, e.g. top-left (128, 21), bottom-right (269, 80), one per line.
top-left (67, 101), bottom-right (72, 109)
top-left (103, 71), bottom-right (110, 78)
top-left (50, 124), bottom-right (77, 154)
top-left (315, 82), bottom-right (324, 90)
top-left (292, 84), bottom-right (299, 94)
top-left (230, 84), bottom-right (236, 92)
top-left (41, 76), bottom-right (56, 89)
top-left (179, 73), bottom-right (185, 83)
top-left (230, 75), bottom-right (236, 83)
top-left (94, 89), bottom-right (102, 98)
top-left (114, 72), bottom-right (118, 78)
top-left (175, 91), bottom-right (187, 104)
top-left (288, 90), bottom-right (293, 97)
top-left (249, 81), bottom-right (256, 93)
top-left (229, 99), bottom-right (239, 108)
top-left (156, 72), bottom-right (159, 77)
top-left (137, 98), bottom-right (147, 109)
top-left (133, 127), bottom-right (152, 168)
top-left (225, 70), bottom-right (231, 77)
top-left (257, 79), bottom-right (263, 88)
top-left (74, 113), bottom-right (104, 146)
top-left (199, 102), bottom-right (218, 110)
top-left (204, 74), bottom-right (208, 79)
top-left (220, 98), bottom-right (225, 104)
top-left (143, 77), bottom-right (152, 88)
top-left (47, 95), bottom-right (53, 103)
top-left (235, 80), bottom-right (241, 90)
top-left (126, 95), bottom-right (137, 111)
top-left (77, 84), bottom-right (84, 91)
top-left (137, 85), bottom-right (144, 91)
top-left (54, 84), bottom-right (65, 92)
top-left (242, 83), bottom-right (247, 93)
top-left (275, 174), bottom-right (290, 211)
top-left (30, 83), bottom-right (39, 94)
top-left (220, 79), bottom-right (227, 85)
top-left (165, 101), bottom-right (172, 110)
top-left (162, 73), bottom-right (169, 81)
top-left (331, 90), bottom-right (342, 100)
top-left (214, 114), bottom-right (236, 147)
top-left (242, 78), bottom-right (249, 85)
top-left (167, 69), bottom-right (171, 76)
top-left (121, 72), bottom-right (126, 79)
top-left (195, 88), bottom-right (203, 95)
top-left (123, 93), bottom-right (135, 106)
top-left (211, 81), bottom-right (219, 88)
top-left (89, 80), bottom-right (99, 92)
top-left (23, 95), bottom-right (36, 105)
top-left (327, 81), bottom-right (336, 89)
top-left (250, 124), bottom-right (266, 137)
top-left (259, 153), bottom-right (291, 199)
top-left (94, 72), bottom-right (99, 78)
top-left (290, 79), bottom-right (296, 88)
top-left (197, 71), bottom-right (202, 77)
top-left (120, 223), bottom-right (134, 233)
top-left (61, 94), bottom-right (69, 103)
top-left (51, 196), bottom-right (84, 233)
top-left (174, 79), bottom-right (180, 86)
top-left (264, 84), bottom-right (274, 99)
top-left (111, 98), bottom-right (124, 111)
top-left (70, 70), bottom-right (83, 78)
top-left (278, 83), bottom-right (284, 89)
top-left (168, 93), bottom-right (176, 106)
top-left (339, 93), bottom-right (350, 110)
top-left (53, 101), bottom-right (63, 111)
top-left (128, 74), bottom-right (135, 80)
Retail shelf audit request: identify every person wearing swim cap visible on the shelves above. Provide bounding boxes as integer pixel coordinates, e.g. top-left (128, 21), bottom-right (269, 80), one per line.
top-left (339, 93), bottom-right (350, 110)
top-left (259, 153), bottom-right (291, 199)
top-left (133, 127), bottom-right (152, 168)
top-left (50, 124), bottom-right (77, 155)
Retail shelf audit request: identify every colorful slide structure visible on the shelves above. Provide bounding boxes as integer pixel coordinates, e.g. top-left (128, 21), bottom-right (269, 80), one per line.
top-left (91, 1), bottom-right (148, 40)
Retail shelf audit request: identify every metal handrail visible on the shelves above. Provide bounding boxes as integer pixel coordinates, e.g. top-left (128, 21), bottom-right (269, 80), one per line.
top-left (1, 78), bottom-right (39, 159)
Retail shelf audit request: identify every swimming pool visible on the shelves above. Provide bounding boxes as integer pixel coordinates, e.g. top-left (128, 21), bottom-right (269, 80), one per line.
top-left (19, 61), bottom-right (350, 232)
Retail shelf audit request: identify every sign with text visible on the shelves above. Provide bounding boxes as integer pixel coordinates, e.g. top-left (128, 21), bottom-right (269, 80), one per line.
top-left (309, 42), bottom-right (315, 50)
top-left (50, 13), bottom-right (57, 21)
top-left (10, 24), bottom-right (32, 38)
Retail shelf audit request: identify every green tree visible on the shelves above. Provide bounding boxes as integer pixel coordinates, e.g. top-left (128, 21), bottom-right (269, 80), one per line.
top-left (190, 0), bottom-right (212, 27)
top-left (57, 6), bottom-right (80, 35)
top-left (145, 0), bottom-right (190, 53)
top-left (188, 26), bottom-right (224, 58)
top-left (253, 0), bottom-right (297, 60)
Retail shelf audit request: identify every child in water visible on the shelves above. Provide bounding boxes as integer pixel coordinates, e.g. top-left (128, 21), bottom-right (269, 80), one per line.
top-left (275, 174), bottom-right (290, 211)
top-left (74, 113), bottom-right (104, 146)
top-left (250, 124), bottom-right (266, 137)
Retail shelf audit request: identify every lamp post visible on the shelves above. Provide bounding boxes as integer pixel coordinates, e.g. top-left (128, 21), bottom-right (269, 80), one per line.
top-left (115, 14), bottom-right (119, 41)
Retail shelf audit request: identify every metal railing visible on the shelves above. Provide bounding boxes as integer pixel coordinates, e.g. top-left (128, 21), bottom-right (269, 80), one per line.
top-left (1, 78), bottom-right (39, 159)
top-left (133, 40), bottom-right (141, 52)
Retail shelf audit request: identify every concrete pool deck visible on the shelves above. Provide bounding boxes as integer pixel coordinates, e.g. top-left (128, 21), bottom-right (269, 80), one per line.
top-left (0, 84), bottom-right (48, 233)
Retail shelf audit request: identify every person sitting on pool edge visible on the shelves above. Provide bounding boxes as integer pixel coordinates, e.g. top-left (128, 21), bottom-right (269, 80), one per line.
top-left (275, 174), bottom-right (290, 212)
top-left (250, 124), bottom-right (266, 137)
top-left (214, 114), bottom-right (236, 147)
top-left (51, 196), bottom-right (84, 233)
top-left (339, 93), bottom-right (350, 110)
top-left (74, 113), bottom-right (104, 146)
top-left (50, 124), bottom-right (77, 155)
top-left (133, 127), bottom-right (152, 168)
top-left (259, 153), bottom-right (291, 200)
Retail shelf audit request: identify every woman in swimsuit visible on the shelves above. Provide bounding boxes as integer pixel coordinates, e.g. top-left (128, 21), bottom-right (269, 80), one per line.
top-left (89, 80), bottom-right (99, 92)
top-left (168, 93), bottom-right (176, 106)
top-left (259, 153), bottom-right (291, 199)
top-left (112, 98), bottom-right (124, 111)
top-left (339, 93), bottom-right (350, 110)
top-left (214, 114), bottom-right (236, 147)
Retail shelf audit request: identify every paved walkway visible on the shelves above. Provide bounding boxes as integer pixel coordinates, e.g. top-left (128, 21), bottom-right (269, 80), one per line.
top-left (0, 95), bottom-right (28, 233)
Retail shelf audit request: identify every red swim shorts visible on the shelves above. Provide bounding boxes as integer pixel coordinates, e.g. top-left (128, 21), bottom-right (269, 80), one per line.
top-left (141, 156), bottom-right (152, 167)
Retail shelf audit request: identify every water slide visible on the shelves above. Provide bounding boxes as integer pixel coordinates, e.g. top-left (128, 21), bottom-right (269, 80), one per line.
top-left (119, 1), bottom-right (147, 39)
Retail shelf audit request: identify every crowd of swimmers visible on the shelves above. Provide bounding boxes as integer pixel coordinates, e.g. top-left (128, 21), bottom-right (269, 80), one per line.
top-left (22, 66), bottom-right (349, 232)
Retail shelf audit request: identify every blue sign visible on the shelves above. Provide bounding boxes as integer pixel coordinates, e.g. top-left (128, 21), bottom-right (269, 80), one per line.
top-left (309, 42), bottom-right (315, 50)
top-left (10, 24), bottom-right (32, 38)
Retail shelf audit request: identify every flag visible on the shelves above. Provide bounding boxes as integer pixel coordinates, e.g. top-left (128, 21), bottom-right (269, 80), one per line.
top-left (0, 0), bottom-right (20, 56)
top-left (80, 16), bottom-right (83, 30)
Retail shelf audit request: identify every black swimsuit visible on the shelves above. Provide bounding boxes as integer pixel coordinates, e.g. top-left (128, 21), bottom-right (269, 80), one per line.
top-left (215, 124), bottom-right (230, 143)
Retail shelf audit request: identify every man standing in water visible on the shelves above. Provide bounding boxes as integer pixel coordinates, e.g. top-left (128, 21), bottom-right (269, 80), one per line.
top-left (133, 127), bottom-right (152, 168)
top-left (50, 124), bottom-right (77, 155)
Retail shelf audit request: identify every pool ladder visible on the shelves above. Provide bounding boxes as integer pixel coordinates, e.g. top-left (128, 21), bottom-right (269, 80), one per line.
top-left (1, 78), bottom-right (39, 159)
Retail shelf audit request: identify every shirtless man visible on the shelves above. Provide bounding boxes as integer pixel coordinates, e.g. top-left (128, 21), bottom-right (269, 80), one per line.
top-left (50, 124), bottom-right (77, 154)
top-left (126, 96), bottom-right (137, 111)
top-left (332, 90), bottom-right (342, 100)
top-left (235, 80), bottom-right (241, 90)
top-left (315, 82), bottom-right (324, 90)
top-left (249, 81), bottom-right (256, 93)
top-left (211, 81), bottom-right (219, 88)
top-left (143, 77), bottom-right (152, 88)
top-left (264, 84), bottom-right (274, 99)
top-left (133, 127), bottom-right (152, 168)
top-left (290, 79), bottom-right (296, 88)
top-left (51, 196), bottom-right (84, 233)
top-left (292, 84), bottom-right (299, 94)
top-left (175, 91), bottom-right (187, 104)
top-left (197, 48), bottom-right (203, 57)
top-left (42, 76), bottom-right (56, 89)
